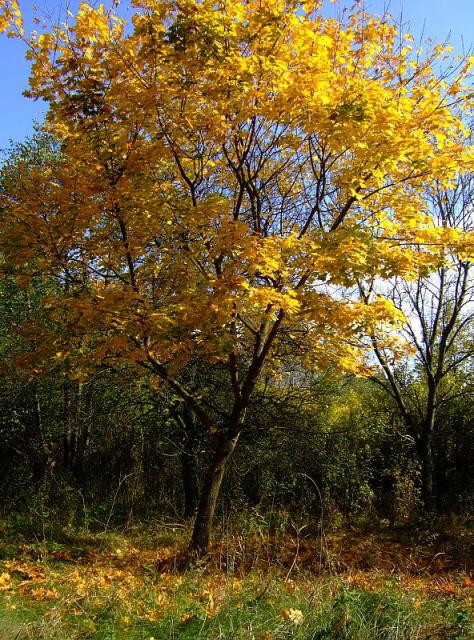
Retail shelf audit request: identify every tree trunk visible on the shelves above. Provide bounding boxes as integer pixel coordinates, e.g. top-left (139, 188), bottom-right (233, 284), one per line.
top-left (63, 380), bottom-right (85, 477)
top-left (419, 431), bottom-right (435, 510)
top-left (190, 431), bottom-right (240, 552)
top-left (63, 380), bottom-right (73, 470)
top-left (419, 388), bottom-right (437, 511)
top-left (31, 386), bottom-right (49, 481)
top-left (181, 447), bottom-right (199, 519)
top-left (74, 386), bottom-right (91, 481)
top-left (171, 403), bottom-right (201, 519)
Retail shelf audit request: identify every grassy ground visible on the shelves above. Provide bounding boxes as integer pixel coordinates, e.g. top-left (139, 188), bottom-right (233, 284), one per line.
top-left (0, 522), bottom-right (473, 639)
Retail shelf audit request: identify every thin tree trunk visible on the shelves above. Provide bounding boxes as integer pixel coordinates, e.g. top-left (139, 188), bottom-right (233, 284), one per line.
top-left (32, 386), bottom-right (49, 480)
top-left (419, 430), bottom-right (435, 510)
top-left (74, 382), bottom-right (91, 479)
top-left (419, 386), bottom-right (437, 511)
top-left (63, 381), bottom-right (70, 469)
top-left (63, 380), bottom-right (75, 470)
top-left (63, 381), bottom-right (86, 478)
top-left (181, 446), bottom-right (199, 519)
top-left (171, 403), bottom-right (201, 519)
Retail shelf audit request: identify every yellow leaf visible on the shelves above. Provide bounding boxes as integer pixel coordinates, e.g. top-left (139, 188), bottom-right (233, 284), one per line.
top-left (0, 572), bottom-right (12, 591)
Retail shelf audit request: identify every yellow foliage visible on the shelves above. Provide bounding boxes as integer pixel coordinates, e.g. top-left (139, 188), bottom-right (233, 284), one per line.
top-left (0, 0), bottom-right (22, 35)
top-left (0, 572), bottom-right (12, 591)
top-left (0, 0), bottom-right (472, 388)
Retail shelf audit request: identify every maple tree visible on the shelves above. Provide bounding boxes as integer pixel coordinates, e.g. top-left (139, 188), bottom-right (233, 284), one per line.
top-left (1, 0), bottom-right (473, 550)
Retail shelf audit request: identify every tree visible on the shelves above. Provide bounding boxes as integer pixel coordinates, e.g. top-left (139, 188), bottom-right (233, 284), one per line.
top-left (0, 0), bottom-right (473, 551)
top-left (363, 174), bottom-right (474, 509)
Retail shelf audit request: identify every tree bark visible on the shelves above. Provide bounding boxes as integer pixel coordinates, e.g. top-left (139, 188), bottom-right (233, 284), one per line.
top-left (62, 381), bottom-right (88, 478)
top-left (418, 386), bottom-right (437, 511)
top-left (62, 380), bottom-right (74, 470)
top-left (31, 386), bottom-right (49, 481)
top-left (190, 430), bottom-right (240, 552)
top-left (418, 429), bottom-right (435, 511)
top-left (181, 446), bottom-right (199, 519)
top-left (171, 403), bottom-right (201, 519)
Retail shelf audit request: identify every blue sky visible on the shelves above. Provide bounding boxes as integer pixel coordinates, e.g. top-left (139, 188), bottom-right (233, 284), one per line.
top-left (0, 0), bottom-right (473, 151)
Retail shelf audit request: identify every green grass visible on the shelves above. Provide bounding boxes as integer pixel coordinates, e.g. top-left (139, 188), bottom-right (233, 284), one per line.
top-left (0, 527), bottom-right (473, 640)
top-left (2, 581), bottom-right (471, 639)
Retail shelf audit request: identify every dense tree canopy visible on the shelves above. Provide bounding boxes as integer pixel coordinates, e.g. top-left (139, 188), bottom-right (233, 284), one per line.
top-left (1, 0), bottom-right (473, 549)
